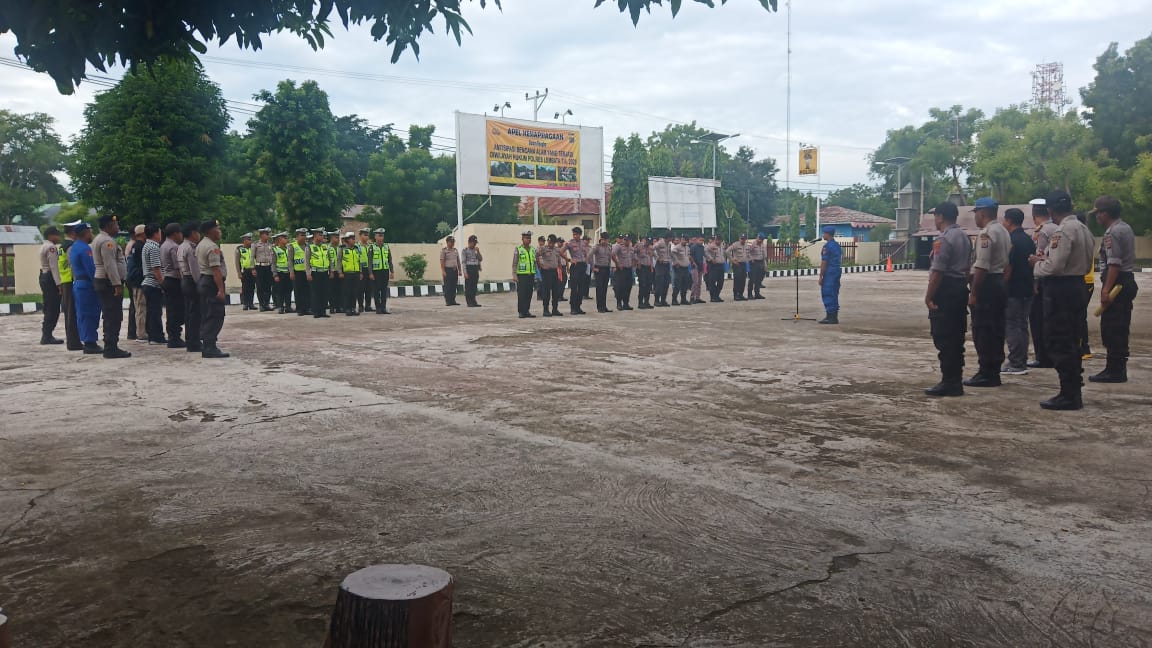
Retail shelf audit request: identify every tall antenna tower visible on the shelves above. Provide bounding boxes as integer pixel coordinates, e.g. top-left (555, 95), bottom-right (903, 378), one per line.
top-left (1031, 62), bottom-right (1068, 114)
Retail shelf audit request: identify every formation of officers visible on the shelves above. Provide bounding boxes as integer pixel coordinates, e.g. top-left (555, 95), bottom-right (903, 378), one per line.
top-left (508, 226), bottom-right (842, 323)
top-left (925, 190), bottom-right (1139, 411)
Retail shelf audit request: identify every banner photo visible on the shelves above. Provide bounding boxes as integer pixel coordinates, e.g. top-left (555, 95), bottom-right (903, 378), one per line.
top-left (487, 119), bottom-right (580, 191)
top-left (799, 147), bottom-right (819, 176)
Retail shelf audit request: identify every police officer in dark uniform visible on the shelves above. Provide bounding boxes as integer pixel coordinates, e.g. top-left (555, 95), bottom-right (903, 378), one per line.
top-left (965, 198), bottom-right (1011, 387)
top-left (289, 228), bottom-right (311, 316)
top-left (924, 203), bottom-right (971, 396)
top-left (1089, 195), bottom-right (1139, 383)
top-left (512, 230), bottom-right (537, 318)
top-left (308, 228), bottom-right (331, 318)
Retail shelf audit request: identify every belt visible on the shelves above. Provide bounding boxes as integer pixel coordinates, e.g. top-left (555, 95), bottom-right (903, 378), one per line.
top-left (74, 276), bottom-right (92, 282)
top-left (256, 262), bottom-right (272, 266)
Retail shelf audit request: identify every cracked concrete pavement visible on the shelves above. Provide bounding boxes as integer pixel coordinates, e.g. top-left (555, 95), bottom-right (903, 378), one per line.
top-left (1, 271), bottom-right (1151, 647)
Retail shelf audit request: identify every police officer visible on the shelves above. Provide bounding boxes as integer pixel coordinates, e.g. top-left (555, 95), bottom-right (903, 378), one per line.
top-left (272, 232), bottom-right (292, 313)
top-left (726, 234), bottom-right (749, 301)
top-left (1030, 190), bottom-right (1094, 410)
top-left (440, 236), bottom-right (463, 306)
top-left (818, 225), bottom-right (842, 324)
top-left (252, 227), bottom-right (276, 311)
top-left (38, 226), bottom-right (64, 345)
top-left (370, 228), bottom-right (393, 314)
top-left (339, 232), bottom-right (362, 316)
top-left (1089, 195), bottom-right (1139, 383)
top-left (307, 228), bottom-right (331, 318)
top-left (195, 220), bottom-right (230, 358)
top-left (513, 230), bottom-right (537, 318)
top-left (652, 232), bottom-right (672, 307)
top-left (69, 222), bottom-right (103, 354)
top-left (703, 235), bottom-right (724, 302)
top-left (178, 222), bottom-right (203, 352)
top-left (560, 227), bottom-right (587, 314)
top-left (357, 228), bottom-right (372, 312)
top-left (1028, 198), bottom-right (1058, 368)
top-left (236, 232), bottom-right (255, 310)
top-left (326, 230), bottom-right (342, 313)
top-left (746, 234), bottom-right (767, 300)
top-left (964, 198), bottom-right (1011, 386)
top-left (634, 236), bottom-right (654, 309)
top-left (59, 221), bottom-right (82, 350)
top-left (537, 235), bottom-right (563, 317)
top-left (612, 234), bottom-right (636, 311)
top-left (289, 228), bottom-right (311, 316)
top-left (591, 231), bottom-right (614, 313)
top-left (92, 214), bottom-right (132, 359)
top-left (462, 234), bottom-right (483, 307)
top-left (924, 203), bottom-right (971, 397)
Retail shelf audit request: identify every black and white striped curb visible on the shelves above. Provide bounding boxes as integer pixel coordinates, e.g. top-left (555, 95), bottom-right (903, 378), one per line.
top-left (726, 262), bottom-right (913, 279)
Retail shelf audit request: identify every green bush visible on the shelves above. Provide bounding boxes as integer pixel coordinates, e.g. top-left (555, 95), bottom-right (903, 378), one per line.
top-left (400, 253), bottom-right (427, 286)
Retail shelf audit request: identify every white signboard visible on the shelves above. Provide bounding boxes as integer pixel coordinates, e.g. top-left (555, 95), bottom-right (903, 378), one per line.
top-left (647, 176), bottom-right (719, 229)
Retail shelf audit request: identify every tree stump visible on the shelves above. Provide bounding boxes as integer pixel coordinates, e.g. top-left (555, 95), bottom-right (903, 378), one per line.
top-left (324, 565), bottom-right (453, 648)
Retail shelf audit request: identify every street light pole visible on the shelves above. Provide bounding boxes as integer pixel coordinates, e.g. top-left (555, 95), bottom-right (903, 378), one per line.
top-left (526, 89), bottom-right (549, 225)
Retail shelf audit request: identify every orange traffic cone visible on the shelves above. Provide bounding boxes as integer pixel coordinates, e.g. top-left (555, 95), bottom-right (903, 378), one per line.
top-left (885, 256), bottom-right (894, 273)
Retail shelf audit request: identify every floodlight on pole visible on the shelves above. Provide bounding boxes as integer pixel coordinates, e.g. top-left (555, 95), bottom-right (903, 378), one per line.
top-left (493, 101), bottom-right (511, 117)
top-left (874, 156), bottom-right (911, 231)
top-left (690, 132), bottom-right (740, 181)
top-left (554, 109), bottom-right (573, 124)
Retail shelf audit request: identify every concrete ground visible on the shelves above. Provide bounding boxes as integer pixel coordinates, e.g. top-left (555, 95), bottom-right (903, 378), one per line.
top-left (1, 271), bottom-right (1150, 648)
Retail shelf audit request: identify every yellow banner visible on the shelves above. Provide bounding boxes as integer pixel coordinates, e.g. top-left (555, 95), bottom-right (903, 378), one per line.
top-left (487, 120), bottom-right (580, 191)
top-left (799, 147), bottom-right (818, 176)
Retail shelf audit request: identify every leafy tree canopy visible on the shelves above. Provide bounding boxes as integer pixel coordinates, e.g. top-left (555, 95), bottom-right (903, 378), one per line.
top-left (1, 0), bottom-right (775, 94)
top-left (0, 110), bottom-right (69, 225)
top-left (1081, 33), bottom-right (1152, 168)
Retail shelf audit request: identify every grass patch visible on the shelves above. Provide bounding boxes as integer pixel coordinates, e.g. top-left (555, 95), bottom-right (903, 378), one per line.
top-left (0, 293), bottom-right (42, 304)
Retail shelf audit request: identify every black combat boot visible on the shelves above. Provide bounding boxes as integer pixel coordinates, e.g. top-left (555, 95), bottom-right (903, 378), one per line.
top-left (83, 342), bottom-right (104, 355)
top-left (1089, 358), bottom-right (1128, 383)
top-left (1040, 385), bottom-right (1083, 410)
top-left (202, 345), bottom-right (230, 358)
top-left (818, 311), bottom-right (834, 324)
top-left (102, 345), bottom-right (132, 359)
top-left (924, 380), bottom-right (964, 397)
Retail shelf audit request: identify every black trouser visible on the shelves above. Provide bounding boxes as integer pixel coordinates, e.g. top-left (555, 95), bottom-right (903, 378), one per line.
top-left (343, 272), bottom-right (361, 312)
top-left (126, 282), bottom-right (137, 339)
top-left (240, 269), bottom-right (255, 307)
top-left (143, 284), bottom-right (166, 342)
top-left (708, 264), bottom-right (725, 299)
top-left (1043, 277), bottom-right (1085, 393)
top-left (637, 266), bottom-right (653, 305)
top-left (39, 272), bottom-right (61, 341)
top-left (293, 271), bottom-right (310, 314)
top-left (613, 268), bottom-right (634, 307)
top-left (732, 264), bottom-right (747, 299)
top-left (594, 266), bottom-right (612, 310)
top-left (182, 276), bottom-right (201, 347)
top-left (360, 268), bottom-right (371, 311)
top-left (1077, 283), bottom-right (1093, 356)
top-left (311, 271), bottom-right (329, 317)
top-left (256, 265), bottom-right (273, 308)
top-left (654, 263), bottom-right (671, 303)
top-left (444, 268), bottom-right (459, 304)
top-left (674, 266), bottom-right (690, 302)
top-left (94, 278), bottom-right (124, 348)
top-left (571, 259), bottom-right (589, 311)
top-left (197, 275), bottom-right (225, 346)
top-left (516, 273), bottom-right (535, 315)
top-left (329, 274), bottom-right (342, 312)
top-left (275, 272), bottom-right (292, 310)
top-left (374, 270), bottom-right (390, 311)
top-left (163, 276), bottom-right (184, 341)
top-left (930, 276), bottom-right (969, 383)
top-left (1030, 281), bottom-right (1049, 365)
top-left (1101, 272), bottom-right (1138, 363)
top-left (970, 273), bottom-right (1007, 377)
top-left (61, 282), bottom-right (79, 349)
top-left (558, 266), bottom-right (567, 300)
top-left (465, 266), bottom-right (480, 305)
top-left (748, 263), bottom-right (765, 298)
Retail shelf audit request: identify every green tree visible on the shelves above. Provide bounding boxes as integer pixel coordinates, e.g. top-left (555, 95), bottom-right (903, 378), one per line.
top-left (869, 223), bottom-right (892, 242)
top-left (1130, 154), bottom-right (1152, 235)
top-left (2, 1), bottom-right (775, 94)
top-left (870, 105), bottom-right (984, 204)
top-left (1081, 34), bottom-right (1152, 168)
top-left (70, 60), bottom-right (229, 224)
top-left (361, 128), bottom-right (455, 242)
top-left (333, 115), bottom-right (390, 204)
top-left (619, 206), bottom-right (651, 237)
top-left (823, 183), bottom-right (893, 218)
top-left (216, 132), bottom-right (277, 241)
top-left (249, 79), bottom-right (352, 232)
top-left (607, 134), bottom-right (650, 233)
top-left (400, 253), bottom-right (428, 285)
top-left (0, 110), bottom-right (69, 225)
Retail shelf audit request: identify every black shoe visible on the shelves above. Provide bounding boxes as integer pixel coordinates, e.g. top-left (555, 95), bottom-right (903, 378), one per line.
top-left (656, 302), bottom-right (670, 308)
top-left (377, 310), bottom-right (390, 315)
top-left (543, 311), bottom-right (552, 317)
top-left (40, 337), bottom-right (64, 345)
top-left (924, 381), bottom-right (964, 397)
top-left (570, 310), bottom-right (585, 315)
top-left (186, 344), bottom-right (204, 353)
top-left (259, 306), bottom-right (272, 312)
top-left (753, 295), bottom-right (765, 300)
top-left (1040, 393), bottom-right (1082, 410)
top-left (126, 335), bottom-right (137, 341)
top-left (597, 308), bottom-right (611, 313)
top-left (1089, 368), bottom-right (1127, 383)
top-left (1027, 360), bottom-right (1054, 368)
top-left (317, 314), bottom-right (331, 318)
top-left (621, 304), bottom-right (633, 311)
top-left (671, 299), bottom-right (679, 305)
top-left (519, 313), bottom-right (537, 318)
top-left (167, 339), bottom-right (187, 349)
top-left (202, 346), bottom-right (230, 359)
top-left (67, 345), bottom-right (84, 351)
top-left (297, 311), bottom-right (309, 316)
top-left (638, 304), bottom-right (654, 310)
top-left (82, 343), bottom-right (104, 355)
top-left (148, 337), bottom-right (169, 345)
top-left (103, 347), bottom-right (132, 359)
top-left (345, 311), bottom-right (360, 316)
top-left (963, 374), bottom-right (1002, 388)
top-left (734, 296), bottom-right (747, 301)
top-left (710, 297), bottom-right (723, 303)
top-left (552, 310), bottom-right (563, 317)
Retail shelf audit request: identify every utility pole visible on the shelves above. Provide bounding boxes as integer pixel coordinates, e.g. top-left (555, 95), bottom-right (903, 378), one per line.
top-left (527, 89), bottom-right (549, 226)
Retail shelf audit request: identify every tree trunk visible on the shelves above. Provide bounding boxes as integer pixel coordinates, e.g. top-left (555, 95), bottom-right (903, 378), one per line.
top-left (324, 565), bottom-right (454, 648)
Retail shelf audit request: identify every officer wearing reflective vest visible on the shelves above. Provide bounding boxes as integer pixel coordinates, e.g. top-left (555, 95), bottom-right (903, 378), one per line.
top-left (339, 232), bottom-right (363, 316)
top-left (512, 230), bottom-right (537, 318)
top-left (357, 228), bottom-right (372, 313)
top-left (273, 232), bottom-right (292, 313)
top-left (289, 228), bottom-right (310, 315)
top-left (235, 233), bottom-right (255, 310)
top-left (59, 221), bottom-right (82, 350)
top-left (307, 228), bottom-right (331, 318)
top-left (369, 228), bottom-right (392, 314)
top-left (326, 230), bottom-right (342, 313)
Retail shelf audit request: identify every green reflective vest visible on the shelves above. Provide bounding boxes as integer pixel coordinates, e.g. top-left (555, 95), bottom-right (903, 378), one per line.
top-left (290, 241), bottom-right (307, 270)
top-left (326, 244), bottom-right (338, 267)
top-left (274, 246), bottom-right (289, 272)
top-left (340, 246), bottom-right (360, 273)
top-left (356, 243), bottom-right (368, 267)
top-left (516, 245), bottom-right (536, 275)
top-left (238, 246), bottom-right (253, 269)
top-left (59, 240), bottom-right (73, 283)
top-left (310, 242), bottom-right (330, 270)
top-left (370, 243), bottom-right (390, 271)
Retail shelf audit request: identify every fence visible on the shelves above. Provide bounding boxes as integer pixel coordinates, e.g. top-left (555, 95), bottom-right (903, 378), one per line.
top-left (766, 242), bottom-right (856, 266)
top-left (1, 245), bottom-right (13, 294)
top-left (880, 240), bottom-right (909, 263)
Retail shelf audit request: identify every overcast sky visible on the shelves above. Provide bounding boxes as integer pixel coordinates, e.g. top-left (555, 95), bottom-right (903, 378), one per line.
top-left (1, 0), bottom-right (1150, 194)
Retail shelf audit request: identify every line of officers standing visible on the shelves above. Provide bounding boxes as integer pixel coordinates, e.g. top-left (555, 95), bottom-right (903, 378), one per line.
top-left (234, 227), bottom-right (396, 318)
top-left (506, 227), bottom-right (805, 319)
top-left (924, 190), bottom-right (1139, 411)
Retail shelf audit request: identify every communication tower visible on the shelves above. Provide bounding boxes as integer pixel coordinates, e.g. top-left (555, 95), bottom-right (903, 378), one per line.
top-left (1031, 62), bottom-right (1068, 113)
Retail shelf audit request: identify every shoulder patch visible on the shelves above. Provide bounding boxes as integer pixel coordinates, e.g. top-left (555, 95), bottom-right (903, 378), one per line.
top-left (932, 240), bottom-right (941, 254)
top-left (105, 242), bottom-right (114, 249)
top-left (1104, 234), bottom-right (1112, 249)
